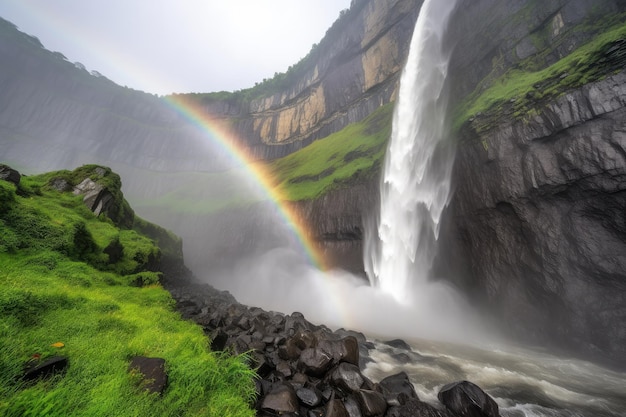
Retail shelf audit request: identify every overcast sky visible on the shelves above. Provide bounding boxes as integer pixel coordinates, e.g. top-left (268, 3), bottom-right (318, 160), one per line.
top-left (0, 0), bottom-right (352, 95)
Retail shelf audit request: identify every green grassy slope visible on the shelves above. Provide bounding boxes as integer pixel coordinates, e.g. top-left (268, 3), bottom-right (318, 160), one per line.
top-left (453, 17), bottom-right (626, 133)
top-left (0, 170), bottom-right (255, 417)
top-left (269, 102), bottom-right (394, 201)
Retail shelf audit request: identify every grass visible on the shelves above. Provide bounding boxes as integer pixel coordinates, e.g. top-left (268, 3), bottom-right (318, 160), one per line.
top-left (0, 169), bottom-right (256, 417)
top-left (453, 18), bottom-right (626, 133)
top-left (268, 102), bottom-right (394, 201)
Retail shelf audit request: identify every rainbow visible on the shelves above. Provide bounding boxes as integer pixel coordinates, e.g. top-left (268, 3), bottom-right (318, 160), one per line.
top-left (163, 94), bottom-right (328, 271)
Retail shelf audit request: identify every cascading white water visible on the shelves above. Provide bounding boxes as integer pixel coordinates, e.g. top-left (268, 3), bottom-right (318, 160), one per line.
top-left (365, 0), bottom-right (458, 303)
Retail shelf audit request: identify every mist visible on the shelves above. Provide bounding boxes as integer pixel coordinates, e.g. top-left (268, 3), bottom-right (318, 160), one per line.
top-left (202, 246), bottom-right (495, 347)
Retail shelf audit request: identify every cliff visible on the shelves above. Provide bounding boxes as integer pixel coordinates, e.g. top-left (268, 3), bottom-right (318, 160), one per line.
top-left (184, 0), bottom-right (421, 160)
top-left (444, 0), bottom-right (626, 365)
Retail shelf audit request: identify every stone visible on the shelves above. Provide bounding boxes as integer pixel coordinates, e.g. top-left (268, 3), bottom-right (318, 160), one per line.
top-left (128, 356), bottom-right (167, 395)
top-left (299, 347), bottom-right (333, 377)
top-left (329, 362), bottom-right (364, 393)
top-left (318, 336), bottom-right (360, 366)
top-left (355, 389), bottom-right (387, 417)
top-left (379, 372), bottom-right (418, 405)
top-left (325, 399), bottom-right (350, 417)
top-left (210, 329), bottom-right (229, 351)
top-left (260, 383), bottom-right (299, 415)
top-left (73, 178), bottom-right (113, 217)
top-left (387, 398), bottom-right (453, 417)
top-left (0, 164), bottom-right (20, 185)
top-left (438, 380), bottom-right (500, 417)
top-left (383, 339), bottom-right (412, 350)
top-left (23, 355), bottom-right (68, 380)
top-left (296, 387), bottom-right (323, 407)
top-left (344, 395), bottom-right (363, 417)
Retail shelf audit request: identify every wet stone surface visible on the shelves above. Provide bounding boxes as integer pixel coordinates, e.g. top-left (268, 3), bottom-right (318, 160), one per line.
top-left (167, 281), bottom-right (501, 417)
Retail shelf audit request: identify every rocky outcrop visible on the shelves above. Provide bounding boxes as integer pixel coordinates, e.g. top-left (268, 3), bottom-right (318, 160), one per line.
top-left (450, 71), bottom-right (626, 366)
top-left (0, 164), bottom-right (20, 185)
top-left (190, 0), bottom-right (422, 159)
top-left (290, 177), bottom-right (380, 274)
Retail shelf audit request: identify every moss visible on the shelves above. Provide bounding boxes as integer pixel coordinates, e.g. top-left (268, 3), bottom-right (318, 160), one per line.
top-left (453, 18), bottom-right (626, 134)
top-left (268, 102), bottom-right (394, 201)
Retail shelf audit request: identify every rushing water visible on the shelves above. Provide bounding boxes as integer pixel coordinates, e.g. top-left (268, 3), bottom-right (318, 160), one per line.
top-left (363, 338), bottom-right (626, 417)
top-left (364, 0), bottom-right (458, 303)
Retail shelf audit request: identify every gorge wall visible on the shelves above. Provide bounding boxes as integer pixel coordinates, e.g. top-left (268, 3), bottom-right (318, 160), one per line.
top-left (193, 0), bottom-right (422, 160)
top-left (446, 0), bottom-right (626, 366)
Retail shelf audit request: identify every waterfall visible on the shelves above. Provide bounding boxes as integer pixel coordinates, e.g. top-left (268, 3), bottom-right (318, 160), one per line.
top-left (365, 0), bottom-right (458, 303)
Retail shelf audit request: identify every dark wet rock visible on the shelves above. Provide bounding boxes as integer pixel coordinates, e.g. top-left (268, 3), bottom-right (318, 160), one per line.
top-left (318, 336), bottom-right (360, 366)
top-left (329, 362), bottom-right (365, 393)
top-left (23, 355), bottom-right (68, 381)
top-left (128, 356), bottom-right (167, 395)
top-left (438, 380), bottom-right (500, 417)
top-left (326, 398), bottom-right (350, 417)
top-left (344, 395), bottom-right (363, 417)
top-left (299, 348), bottom-right (333, 377)
top-left (379, 372), bottom-right (419, 406)
top-left (356, 389), bottom-right (387, 417)
top-left (387, 397), bottom-right (453, 417)
top-left (276, 360), bottom-right (293, 378)
top-left (383, 339), bottom-right (413, 351)
top-left (210, 329), bottom-right (228, 351)
top-left (297, 386), bottom-right (323, 407)
top-left (0, 164), bottom-right (20, 185)
top-left (261, 383), bottom-right (300, 414)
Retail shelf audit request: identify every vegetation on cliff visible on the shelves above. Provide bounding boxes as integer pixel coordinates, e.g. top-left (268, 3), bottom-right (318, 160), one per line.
top-left (0, 168), bottom-right (256, 416)
top-left (453, 16), bottom-right (626, 134)
top-left (269, 102), bottom-right (394, 201)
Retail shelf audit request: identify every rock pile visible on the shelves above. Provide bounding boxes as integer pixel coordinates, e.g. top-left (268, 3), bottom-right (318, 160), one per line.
top-left (168, 283), bottom-right (500, 417)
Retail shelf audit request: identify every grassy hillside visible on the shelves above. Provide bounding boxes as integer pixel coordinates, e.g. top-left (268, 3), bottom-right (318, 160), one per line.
top-left (0, 168), bottom-right (255, 417)
top-left (269, 102), bottom-right (394, 201)
top-left (453, 17), bottom-right (626, 133)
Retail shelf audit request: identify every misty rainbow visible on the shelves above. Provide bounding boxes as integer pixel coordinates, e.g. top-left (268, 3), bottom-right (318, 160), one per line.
top-left (163, 94), bottom-right (329, 271)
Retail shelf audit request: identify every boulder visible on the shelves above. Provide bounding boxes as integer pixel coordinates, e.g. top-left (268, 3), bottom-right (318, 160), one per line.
top-left (299, 347), bottom-right (333, 377)
top-left (0, 164), bottom-right (20, 185)
top-left (438, 381), bottom-right (500, 417)
top-left (296, 386), bottom-right (323, 408)
top-left (128, 356), bottom-right (167, 395)
top-left (318, 336), bottom-right (360, 366)
top-left (329, 362), bottom-right (364, 393)
top-left (260, 383), bottom-right (299, 415)
top-left (387, 397), bottom-right (453, 417)
top-left (23, 355), bottom-right (68, 380)
top-left (73, 178), bottom-right (113, 217)
top-left (379, 372), bottom-right (419, 405)
top-left (355, 389), bottom-right (387, 417)
top-left (326, 398), bottom-right (350, 417)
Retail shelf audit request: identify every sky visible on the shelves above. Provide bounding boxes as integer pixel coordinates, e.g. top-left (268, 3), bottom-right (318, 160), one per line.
top-left (0, 0), bottom-right (352, 95)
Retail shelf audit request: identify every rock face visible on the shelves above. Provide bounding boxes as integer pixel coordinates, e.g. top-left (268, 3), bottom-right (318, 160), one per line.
top-left (442, 0), bottom-right (626, 366)
top-left (450, 72), bottom-right (626, 365)
top-left (199, 0), bottom-right (422, 160)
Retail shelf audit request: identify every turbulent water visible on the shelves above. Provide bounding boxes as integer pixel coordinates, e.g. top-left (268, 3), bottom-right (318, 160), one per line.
top-left (363, 339), bottom-right (626, 417)
top-left (364, 0), bottom-right (457, 303)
